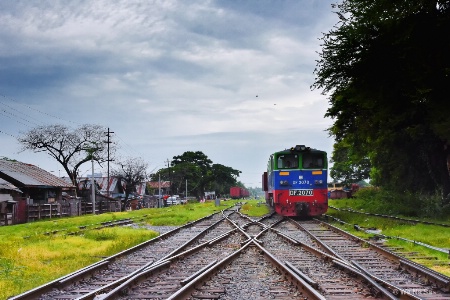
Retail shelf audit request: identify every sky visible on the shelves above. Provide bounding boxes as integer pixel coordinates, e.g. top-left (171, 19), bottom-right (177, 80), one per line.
top-left (0, 0), bottom-right (338, 188)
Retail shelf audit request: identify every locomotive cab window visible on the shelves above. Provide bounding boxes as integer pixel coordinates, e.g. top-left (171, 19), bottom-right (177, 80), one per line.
top-left (277, 154), bottom-right (298, 169)
top-left (302, 153), bottom-right (324, 169)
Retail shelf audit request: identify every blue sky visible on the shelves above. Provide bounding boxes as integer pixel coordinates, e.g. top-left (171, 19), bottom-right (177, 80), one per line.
top-left (0, 0), bottom-right (338, 187)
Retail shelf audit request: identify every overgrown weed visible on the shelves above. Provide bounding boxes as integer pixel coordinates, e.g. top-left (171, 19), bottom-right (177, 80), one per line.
top-left (348, 187), bottom-right (450, 219)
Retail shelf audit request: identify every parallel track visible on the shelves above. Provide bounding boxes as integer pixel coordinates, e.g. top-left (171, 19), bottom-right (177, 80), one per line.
top-left (9, 207), bottom-right (450, 300)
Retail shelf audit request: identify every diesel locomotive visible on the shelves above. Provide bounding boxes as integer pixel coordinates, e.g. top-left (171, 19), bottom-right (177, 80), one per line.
top-left (262, 145), bottom-right (328, 217)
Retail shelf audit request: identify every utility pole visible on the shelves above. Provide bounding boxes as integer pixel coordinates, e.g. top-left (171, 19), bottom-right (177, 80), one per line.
top-left (158, 173), bottom-right (162, 208)
top-left (91, 156), bottom-right (95, 214)
top-left (85, 144), bottom-right (98, 215)
top-left (104, 128), bottom-right (114, 197)
top-left (166, 159), bottom-right (171, 196)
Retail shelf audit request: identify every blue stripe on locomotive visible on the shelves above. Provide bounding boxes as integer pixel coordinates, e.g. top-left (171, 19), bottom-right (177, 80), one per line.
top-left (272, 169), bottom-right (327, 191)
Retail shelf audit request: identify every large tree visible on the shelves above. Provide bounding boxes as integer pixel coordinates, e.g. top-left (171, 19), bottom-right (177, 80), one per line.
top-left (155, 151), bottom-right (241, 199)
top-left (313, 0), bottom-right (450, 203)
top-left (18, 124), bottom-right (115, 190)
top-left (170, 151), bottom-right (212, 198)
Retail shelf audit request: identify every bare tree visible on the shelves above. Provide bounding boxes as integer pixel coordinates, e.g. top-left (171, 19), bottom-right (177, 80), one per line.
top-left (18, 124), bottom-right (115, 190)
top-left (112, 157), bottom-right (148, 211)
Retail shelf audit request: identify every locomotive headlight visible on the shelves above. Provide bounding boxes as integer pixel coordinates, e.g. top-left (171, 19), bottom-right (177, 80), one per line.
top-left (280, 180), bottom-right (289, 186)
top-left (314, 179), bottom-right (323, 185)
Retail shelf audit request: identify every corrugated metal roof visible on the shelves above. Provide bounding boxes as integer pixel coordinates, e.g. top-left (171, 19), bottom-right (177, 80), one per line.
top-left (77, 177), bottom-right (146, 196)
top-left (0, 178), bottom-right (23, 193)
top-left (0, 194), bottom-right (14, 202)
top-left (0, 160), bottom-right (74, 188)
top-left (77, 176), bottom-right (121, 193)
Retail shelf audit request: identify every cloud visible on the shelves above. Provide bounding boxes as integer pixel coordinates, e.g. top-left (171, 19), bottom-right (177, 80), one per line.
top-left (0, 0), bottom-right (338, 186)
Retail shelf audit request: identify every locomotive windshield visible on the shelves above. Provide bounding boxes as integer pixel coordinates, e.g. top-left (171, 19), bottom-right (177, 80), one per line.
top-left (277, 154), bottom-right (298, 169)
top-left (302, 153), bottom-right (324, 169)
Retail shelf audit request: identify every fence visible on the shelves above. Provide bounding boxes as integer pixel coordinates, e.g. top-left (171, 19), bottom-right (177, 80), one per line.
top-left (1, 194), bottom-right (162, 226)
top-left (0, 197), bottom-right (122, 226)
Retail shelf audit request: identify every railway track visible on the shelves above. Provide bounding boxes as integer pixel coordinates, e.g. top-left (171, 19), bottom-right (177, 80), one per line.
top-left (9, 206), bottom-right (450, 300)
top-left (324, 212), bottom-right (450, 256)
top-left (285, 219), bottom-right (450, 299)
top-left (9, 210), bottom-right (235, 300)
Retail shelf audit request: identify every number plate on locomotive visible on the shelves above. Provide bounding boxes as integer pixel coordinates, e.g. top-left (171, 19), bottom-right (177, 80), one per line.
top-left (289, 189), bottom-right (313, 196)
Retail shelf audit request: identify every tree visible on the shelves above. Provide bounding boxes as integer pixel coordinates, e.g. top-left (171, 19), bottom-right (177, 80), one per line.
top-left (164, 151), bottom-right (241, 199)
top-left (208, 164), bottom-right (241, 196)
top-left (112, 157), bottom-right (148, 211)
top-left (313, 0), bottom-right (450, 203)
top-left (18, 124), bottom-right (115, 191)
top-left (329, 138), bottom-right (371, 186)
top-left (171, 151), bottom-right (213, 198)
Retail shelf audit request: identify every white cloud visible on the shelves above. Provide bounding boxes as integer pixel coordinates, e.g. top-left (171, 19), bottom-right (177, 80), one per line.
top-left (0, 0), bottom-right (338, 186)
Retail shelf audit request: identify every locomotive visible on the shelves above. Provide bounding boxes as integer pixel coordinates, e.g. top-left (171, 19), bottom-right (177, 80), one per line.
top-left (262, 145), bottom-right (328, 217)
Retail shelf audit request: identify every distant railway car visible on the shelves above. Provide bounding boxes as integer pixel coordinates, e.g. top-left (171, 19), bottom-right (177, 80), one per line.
top-left (262, 145), bottom-right (328, 217)
top-left (230, 186), bottom-right (249, 199)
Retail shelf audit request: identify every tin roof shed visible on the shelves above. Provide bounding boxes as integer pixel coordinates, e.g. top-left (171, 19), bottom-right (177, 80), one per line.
top-left (0, 160), bottom-right (74, 189)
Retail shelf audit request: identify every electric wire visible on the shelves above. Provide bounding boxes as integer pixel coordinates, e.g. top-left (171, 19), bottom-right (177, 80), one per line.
top-left (0, 93), bottom-right (153, 175)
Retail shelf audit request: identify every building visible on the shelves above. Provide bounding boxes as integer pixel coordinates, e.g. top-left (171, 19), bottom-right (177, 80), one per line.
top-left (0, 160), bottom-right (75, 204)
top-left (0, 160), bottom-right (75, 224)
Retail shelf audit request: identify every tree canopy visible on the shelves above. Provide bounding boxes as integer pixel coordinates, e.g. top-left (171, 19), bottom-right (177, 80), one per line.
top-left (313, 0), bottom-right (450, 203)
top-left (18, 124), bottom-right (115, 191)
top-left (151, 151), bottom-right (241, 198)
top-left (329, 138), bottom-right (371, 186)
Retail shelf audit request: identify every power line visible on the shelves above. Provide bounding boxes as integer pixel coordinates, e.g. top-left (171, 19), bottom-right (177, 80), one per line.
top-left (0, 94), bottom-right (78, 125)
top-left (0, 93), bottom-right (152, 172)
top-left (0, 98), bottom-right (46, 127)
top-left (0, 108), bottom-right (41, 128)
top-left (0, 129), bottom-right (18, 139)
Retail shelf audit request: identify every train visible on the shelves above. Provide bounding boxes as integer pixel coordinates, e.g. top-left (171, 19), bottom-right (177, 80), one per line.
top-left (262, 144), bottom-right (328, 217)
top-left (229, 186), bottom-right (250, 199)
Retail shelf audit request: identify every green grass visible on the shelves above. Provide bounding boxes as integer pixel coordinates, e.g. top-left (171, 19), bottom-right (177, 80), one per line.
top-left (239, 200), bottom-right (270, 217)
top-left (327, 198), bottom-right (450, 277)
top-left (0, 200), bottom-right (242, 300)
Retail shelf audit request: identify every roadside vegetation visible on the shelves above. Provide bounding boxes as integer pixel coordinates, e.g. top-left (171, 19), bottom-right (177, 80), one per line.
top-left (326, 189), bottom-right (450, 276)
top-left (0, 199), bottom-right (249, 300)
top-left (332, 187), bottom-right (450, 220)
top-left (239, 199), bottom-right (270, 217)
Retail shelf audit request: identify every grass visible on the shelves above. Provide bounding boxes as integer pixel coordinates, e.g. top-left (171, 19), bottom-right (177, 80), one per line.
top-left (0, 199), bottom-right (243, 300)
top-left (239, 199), bottom-right (270, 217)
top-left (0, 227), bottom-right (157, 299)
top-left (327, 197), bottom-right (450, 277)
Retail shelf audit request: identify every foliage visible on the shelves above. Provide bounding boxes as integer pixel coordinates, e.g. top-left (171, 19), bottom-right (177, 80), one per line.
top-left (152, 151), bottom-right (241, 198)
top-left (332, 187), bottom-right (450, 219)
top-left (240, 200), bottom-right (269, 217)
top-left (329, 138), bottom-right (371, 185)
top-left (17, 124), bottom-right (116, 189)
top-left (313, 0), bottom-right (450, 204)
top-left (246, 186), bottom-right (264, 198)
top-left (208, 164), bottom-right (241, 196)
top-left (0, 156), bottom-right (17, 162)
top-left (112, 157), bottom-right (148, 211)
top-left (327, 199), bottom-right (450, 275)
